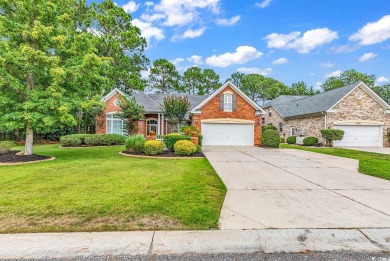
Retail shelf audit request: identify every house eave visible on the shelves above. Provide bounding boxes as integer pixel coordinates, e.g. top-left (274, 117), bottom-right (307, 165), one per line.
top-left (284, 111), bottom-right (325, 120)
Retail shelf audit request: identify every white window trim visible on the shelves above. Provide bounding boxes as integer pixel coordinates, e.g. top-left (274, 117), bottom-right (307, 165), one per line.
top-left (146, 118), bottom-right (158, 135)
top-left (290, 126), bottom-right (296, 136)
top-left (223, 93), bottom-right (233, 112)
top-left (106, 112), bottom-right (126, 135)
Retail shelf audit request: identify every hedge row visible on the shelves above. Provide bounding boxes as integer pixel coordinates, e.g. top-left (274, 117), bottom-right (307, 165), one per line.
top-left (60, 134), bottom-right (126, 147)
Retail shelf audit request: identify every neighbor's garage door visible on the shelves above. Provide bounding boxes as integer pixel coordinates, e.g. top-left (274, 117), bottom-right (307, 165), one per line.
top-left (201, 123), bottom-right (254, 146)
top-left (333, 125), bottom-right (383, 147)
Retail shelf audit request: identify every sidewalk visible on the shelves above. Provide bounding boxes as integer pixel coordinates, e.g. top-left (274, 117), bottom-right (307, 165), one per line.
top-left (1, 228), bottom-right (389, 260)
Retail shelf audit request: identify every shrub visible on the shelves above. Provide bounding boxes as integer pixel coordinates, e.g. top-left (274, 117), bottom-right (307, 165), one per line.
top-left (125, 134), bottom-right (146, 153)
top-left (287, 136), bottom-right (296, 144)
top-left (60, 134), bottom-right (126, 147)
top-left (262, 129), bottom-right (280, 148)
top-left (60, 135), bottom-right (82, 147)
top-left (196, 145), bottom-right (202, 154)
top-left (144, 140), bottom-right (164, 155)
top-left (303, 136), bottom-right (318, 146)
top-left (280, 137), bottom-right (286, 143)
top-left (320, 129), bottom-right (345, 147)
top-left (174, 140), bottom-right (197, 156)
top-left (198, 134), bottom-right (203, 146)
top-left (180, 126), bottom-right (199, 135)
top-left (262, 125), bottom-right (277, 132)
top-left (0, 141), bottom-right (15, 154)
top-left (163, 133), bottom-right (190, 151)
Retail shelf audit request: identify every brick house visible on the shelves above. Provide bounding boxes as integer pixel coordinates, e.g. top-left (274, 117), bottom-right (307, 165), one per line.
top-left (97, 82), bottom-right (265, 146)
top-left (263, 82), bottom-right (390, 147)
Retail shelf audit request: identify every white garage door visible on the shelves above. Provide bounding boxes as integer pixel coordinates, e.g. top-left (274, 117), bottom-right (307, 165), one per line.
top-left (202, 123), bottom-right (254, 146)
top-left (333, 125), bottom-right (383, 147)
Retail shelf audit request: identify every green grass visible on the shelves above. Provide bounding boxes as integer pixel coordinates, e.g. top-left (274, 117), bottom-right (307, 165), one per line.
top-left (281, 144), bottom-right (390, 181)
top-left (0, 145), bottom-right (226, 233)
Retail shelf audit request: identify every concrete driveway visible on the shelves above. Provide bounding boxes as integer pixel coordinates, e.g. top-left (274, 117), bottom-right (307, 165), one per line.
top-left (203, 146), bottom-right (390, 230)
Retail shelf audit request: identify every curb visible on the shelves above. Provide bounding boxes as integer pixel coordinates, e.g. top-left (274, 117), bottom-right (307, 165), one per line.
top-left (0, 228), bottom-right (389, 259)
top-left (118, 151), bottom-right (204, 159)
top-left (0, 157), bottom-right (55, 166)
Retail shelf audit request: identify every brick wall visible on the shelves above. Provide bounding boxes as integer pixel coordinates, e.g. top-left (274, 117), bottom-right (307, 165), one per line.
top-left (192, 85), bottom-right (262, 146)
top-left (96, 93), bottom-right (123, 134)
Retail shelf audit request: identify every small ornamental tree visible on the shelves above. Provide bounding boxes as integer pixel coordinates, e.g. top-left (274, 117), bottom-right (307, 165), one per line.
top-left (119, 96), bottom-right (145, 134)
top-left (320, 129), bottom-right (345, 147)
top-left (160, 95), bottom-right (191, 131)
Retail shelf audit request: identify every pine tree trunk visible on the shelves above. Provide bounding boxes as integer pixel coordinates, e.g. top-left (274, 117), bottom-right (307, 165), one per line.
top-left (25, 126), bottom-right (33, 155)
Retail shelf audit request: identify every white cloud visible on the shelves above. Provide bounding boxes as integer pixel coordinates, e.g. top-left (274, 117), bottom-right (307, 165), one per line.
top-left (321, 62), bottom-right (335, 68)
top-left (170, 58), bottom-right (184, 65)
top-left (216, 15), bottom-right (240, 26)
top-left (272, 57), bottom-right (288, 64)
top-left (377, 76), bottom-right (389, 83)
top-left (237, 67), bottom-right (272, 75)
top-left (147, 0), bottom-right (220, 27)
top-left (187, 55), bottom-right (203, 65)
top-left (122, 1), bottom-right (140, 13)
top-left (181, 27), bottom-right (207, 39)
top-left (325, 70), bottom-right (342, 78)
top-left (349, 15), bottom-right (390, 45)
top-left (255, 0), bottom-right (272, 8)
top-left (331, 44), bottom-right (358, 53)
top-left (358, 52), bottom-right (378, 62)
top-left (314, 82), bottom-right (322, 90)
top-left (264, 28), bottom-right (338, 53)
top-left (132, 19), bottom-right (165, 43)
top-left (140, 69), bottom-right (150, 79)
top-left (140, 13), bottom-right (165, 22)
top-left (205, 46), bottom-right (263, 67)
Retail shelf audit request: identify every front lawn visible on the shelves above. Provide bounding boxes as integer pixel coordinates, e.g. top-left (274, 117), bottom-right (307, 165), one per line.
top-left (0, 145), bottom-right (226, 233)
top-left (281, 144), bottom-right (390, 181)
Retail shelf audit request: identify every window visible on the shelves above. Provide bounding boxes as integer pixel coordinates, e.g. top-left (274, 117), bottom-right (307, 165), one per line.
top-left (106, 114), bottom-right (126, 135)
top-left (147, 119), bottom-right (158, 135)
top-left (279, 122), bottom-right (283, 132)
top-left (290, 127), bottom-right (296, 136)
top-left (113, 99), bottom-right (120, 106)
top-left (224, 94), bottom-right (233, 111)
top-left (261, 118), bottom-right (265, 125)
top-left (268, 109), bottom-right (272, 117)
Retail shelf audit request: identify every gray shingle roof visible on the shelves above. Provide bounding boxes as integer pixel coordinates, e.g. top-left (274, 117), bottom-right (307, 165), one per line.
top-left (265, 82), bottom-right (360, 118)
top-left (131, 92), bottom-right (209, 114)
top-left (132, 92), bottom-right (161, 112)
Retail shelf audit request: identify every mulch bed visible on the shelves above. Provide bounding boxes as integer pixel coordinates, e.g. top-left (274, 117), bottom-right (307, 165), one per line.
top-left (0, 151), bottom-right (51, 163)
top-left (121, 150), bottom-right (205, 158)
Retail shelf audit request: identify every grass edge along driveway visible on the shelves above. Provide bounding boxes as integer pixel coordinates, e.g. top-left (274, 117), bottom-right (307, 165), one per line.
top-left (281, 144), bottom-right (390, 181)
top-left (0, 145), bottom-right (226, 233)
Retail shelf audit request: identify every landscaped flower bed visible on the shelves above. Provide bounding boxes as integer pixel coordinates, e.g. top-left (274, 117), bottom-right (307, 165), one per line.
top-left (122, 133), bottom-right (203, 158)
top-left (0, 150), bottom-right (52, 164)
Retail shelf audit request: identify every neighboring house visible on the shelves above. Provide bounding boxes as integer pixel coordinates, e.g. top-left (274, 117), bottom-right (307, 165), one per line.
top-left (263, 82), bottom-right (390, 147)
top-left (97, 82), bottom-right (265, 146)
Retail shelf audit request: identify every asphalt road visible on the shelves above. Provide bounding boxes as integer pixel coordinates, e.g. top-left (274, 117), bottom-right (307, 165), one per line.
top-left (9, 252), bottom-right (389, 261)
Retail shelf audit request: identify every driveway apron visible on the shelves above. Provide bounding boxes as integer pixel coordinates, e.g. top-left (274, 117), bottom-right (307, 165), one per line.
top-left (203, 146), bottom-right (390, 230)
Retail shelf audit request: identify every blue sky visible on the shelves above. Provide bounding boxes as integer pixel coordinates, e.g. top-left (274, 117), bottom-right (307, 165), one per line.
top-left (91, 0), bottom-right (390, 89)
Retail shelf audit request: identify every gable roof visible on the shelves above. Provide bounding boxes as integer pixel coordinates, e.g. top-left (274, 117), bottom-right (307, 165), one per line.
top-left (148, 94), bottom-right (209, 111)
top-left (101, 88), bottom-right (209, 114)
top-left (265, 82), bottom-right (390, 118)
top-left (191, 81), bottom-right (265, 114)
